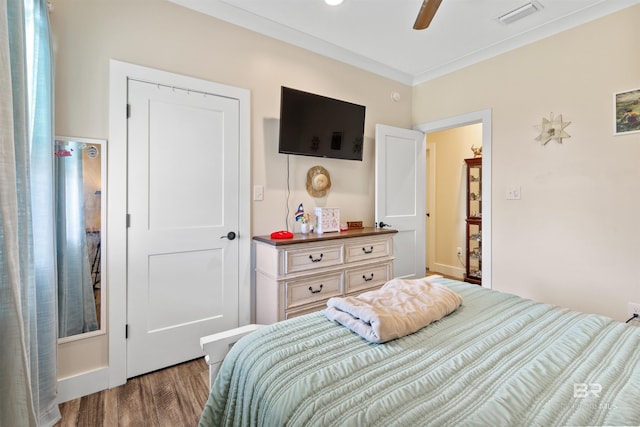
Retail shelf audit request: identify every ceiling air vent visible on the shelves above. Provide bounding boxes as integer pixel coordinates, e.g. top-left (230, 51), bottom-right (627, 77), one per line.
top-left (497, 1), bottom-right (543, 25)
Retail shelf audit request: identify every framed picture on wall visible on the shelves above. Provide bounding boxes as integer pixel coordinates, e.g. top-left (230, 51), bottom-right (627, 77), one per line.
top-left (614, 88), bottom-right (640, 135)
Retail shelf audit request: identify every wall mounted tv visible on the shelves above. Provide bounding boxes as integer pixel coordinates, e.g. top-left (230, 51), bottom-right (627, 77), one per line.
top-left (278, 86), bottom-right (366, 161)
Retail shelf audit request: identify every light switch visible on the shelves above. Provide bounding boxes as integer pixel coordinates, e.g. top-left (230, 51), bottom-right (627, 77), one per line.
top-left (253, 185), bottom-right (264, 201)
top-left (506, 186), bottom-right (521, 200)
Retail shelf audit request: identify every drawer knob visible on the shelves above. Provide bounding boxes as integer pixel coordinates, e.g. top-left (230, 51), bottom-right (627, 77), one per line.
top-left (362, 273), bottom-right (374, 282)
top-left (308, 253), bottom-right (323, 263)
top-left (308, 284), bottom-right (323, 294)
top-left (362, 246), bottom-right (374, 254)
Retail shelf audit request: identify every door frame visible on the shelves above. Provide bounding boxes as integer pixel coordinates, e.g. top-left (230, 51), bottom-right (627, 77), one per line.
top-left (107, 60), bottom-right (251, 387)
top-left (414, 108), bottom-right (492, 289)
top-left (426, 142), bottom-right (436, 273)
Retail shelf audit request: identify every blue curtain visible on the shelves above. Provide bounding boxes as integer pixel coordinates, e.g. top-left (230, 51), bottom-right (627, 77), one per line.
top-left (0, 0), bottom-right (61, 425)
top-left (56, 142), bottom-right (99, 337)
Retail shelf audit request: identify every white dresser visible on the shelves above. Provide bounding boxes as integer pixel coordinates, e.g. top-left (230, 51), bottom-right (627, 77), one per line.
top-left (254, 228), bottom-right (397, 324)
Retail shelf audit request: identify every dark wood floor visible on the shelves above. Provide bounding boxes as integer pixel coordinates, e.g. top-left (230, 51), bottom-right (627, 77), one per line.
top-left (55, 358), bottom-right (210, 427)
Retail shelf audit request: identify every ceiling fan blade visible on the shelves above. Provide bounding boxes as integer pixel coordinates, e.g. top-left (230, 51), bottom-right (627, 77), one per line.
top-left (413, 0), bottom-right (443, 30)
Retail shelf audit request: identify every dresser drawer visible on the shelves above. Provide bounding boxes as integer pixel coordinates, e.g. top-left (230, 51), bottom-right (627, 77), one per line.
top-left (345, 262), bottom-right (391, 294)
top-left (286, 272), bottom-right (343, 309)
top-left (285, 244), bottom-right (343, 274)
top-left (344, 237), bottom-right (391, 264)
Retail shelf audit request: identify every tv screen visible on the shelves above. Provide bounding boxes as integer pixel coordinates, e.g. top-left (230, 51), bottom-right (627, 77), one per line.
top-left (278, 87), bottom-right (366, 161)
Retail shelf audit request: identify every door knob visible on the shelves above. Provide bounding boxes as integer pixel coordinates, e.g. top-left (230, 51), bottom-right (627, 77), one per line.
top-left (378, 221), bottom-right (391, 228)
top-left (220, 231), bottom-right (237, 240)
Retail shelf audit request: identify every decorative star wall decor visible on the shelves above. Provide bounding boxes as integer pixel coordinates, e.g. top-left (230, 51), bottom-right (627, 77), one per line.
top-left (534, 112), bottom-right (571, 145)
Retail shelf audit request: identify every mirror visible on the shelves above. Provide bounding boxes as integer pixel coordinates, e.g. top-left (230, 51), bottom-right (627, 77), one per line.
top-left (54, 136), bottom-right (106, 340)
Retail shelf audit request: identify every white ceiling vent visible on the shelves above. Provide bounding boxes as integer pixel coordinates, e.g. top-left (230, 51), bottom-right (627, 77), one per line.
top-left (497, 1), bottom-right (543, 25)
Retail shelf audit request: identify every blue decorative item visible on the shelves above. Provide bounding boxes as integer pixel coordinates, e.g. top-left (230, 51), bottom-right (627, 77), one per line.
top-left (295, 203), bottom-right (305, 222)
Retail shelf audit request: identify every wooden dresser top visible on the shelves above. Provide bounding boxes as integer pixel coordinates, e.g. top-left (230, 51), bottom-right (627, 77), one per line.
top-left (253, 227), bottom-right (397, 246)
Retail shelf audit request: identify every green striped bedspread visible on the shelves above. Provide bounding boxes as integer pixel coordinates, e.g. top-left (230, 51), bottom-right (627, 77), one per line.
top-left (199, 278), bottom-right (640, 426)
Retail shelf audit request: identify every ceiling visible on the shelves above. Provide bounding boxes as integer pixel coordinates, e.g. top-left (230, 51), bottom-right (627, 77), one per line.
top-left (168, 0), bottom-right (638, 86)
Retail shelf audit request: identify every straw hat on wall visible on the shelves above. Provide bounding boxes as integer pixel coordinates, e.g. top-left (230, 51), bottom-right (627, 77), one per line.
top-left (306, 166), bottom-right (331, 198)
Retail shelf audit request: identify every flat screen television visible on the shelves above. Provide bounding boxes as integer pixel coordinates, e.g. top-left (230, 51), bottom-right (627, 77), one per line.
top-left (278, 87), bottom-right (366, 161)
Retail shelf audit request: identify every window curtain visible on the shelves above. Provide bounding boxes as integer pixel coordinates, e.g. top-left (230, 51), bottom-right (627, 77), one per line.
top-left (0, 0), bottom-right (61, 425)
top-left (56, 141), bottom-right (99, 337)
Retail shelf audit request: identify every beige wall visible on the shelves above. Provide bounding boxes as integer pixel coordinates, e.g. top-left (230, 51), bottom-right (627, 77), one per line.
top-left (413, 5), bottom-right (640, 321)
top-left (428, 124), bottom-right (482, 278)
top-left (51, 0), bottom-right (412, 381)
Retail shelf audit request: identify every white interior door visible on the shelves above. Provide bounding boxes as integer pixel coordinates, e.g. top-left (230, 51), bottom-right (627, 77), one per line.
top-left (126, 79), bottom-right (240, 377)
top-left (375, 124), bottom-right (426, 279)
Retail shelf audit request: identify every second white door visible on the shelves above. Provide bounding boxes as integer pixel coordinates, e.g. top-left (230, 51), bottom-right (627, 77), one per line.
top-left (375, 124), bottom-right (426, 280)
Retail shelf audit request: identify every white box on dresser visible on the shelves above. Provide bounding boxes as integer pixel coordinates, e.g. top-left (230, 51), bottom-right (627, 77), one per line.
top-left (314, 207), bottom-right (340, 233)
top-left (254, 228), bottom-right (397, 324)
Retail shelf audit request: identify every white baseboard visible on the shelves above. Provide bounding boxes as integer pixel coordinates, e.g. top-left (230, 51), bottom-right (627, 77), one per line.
top-left (431, 262), bottom-right (465, 280)
top-left (57, 367), bottom-right (109, 403)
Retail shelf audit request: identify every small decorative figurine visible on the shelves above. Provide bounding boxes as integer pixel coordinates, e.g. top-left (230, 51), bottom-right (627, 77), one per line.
top-left (295, 203), bottom-right (311, 234)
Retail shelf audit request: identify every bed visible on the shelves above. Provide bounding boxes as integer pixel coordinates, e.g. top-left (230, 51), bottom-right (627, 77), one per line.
top-left (199, 277), bottom-right (640, 426)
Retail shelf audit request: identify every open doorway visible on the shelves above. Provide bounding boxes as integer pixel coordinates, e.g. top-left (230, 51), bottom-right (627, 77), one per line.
top-left (426, 123), bottom-right (482, 279)
top-left (415, 109), bottom-right (492, 289)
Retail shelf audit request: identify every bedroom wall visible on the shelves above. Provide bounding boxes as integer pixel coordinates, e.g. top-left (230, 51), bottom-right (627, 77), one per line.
top-left (50, 0), bottom-right (412, 383)
top-left (413, 5), bottom-right (640, 322)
